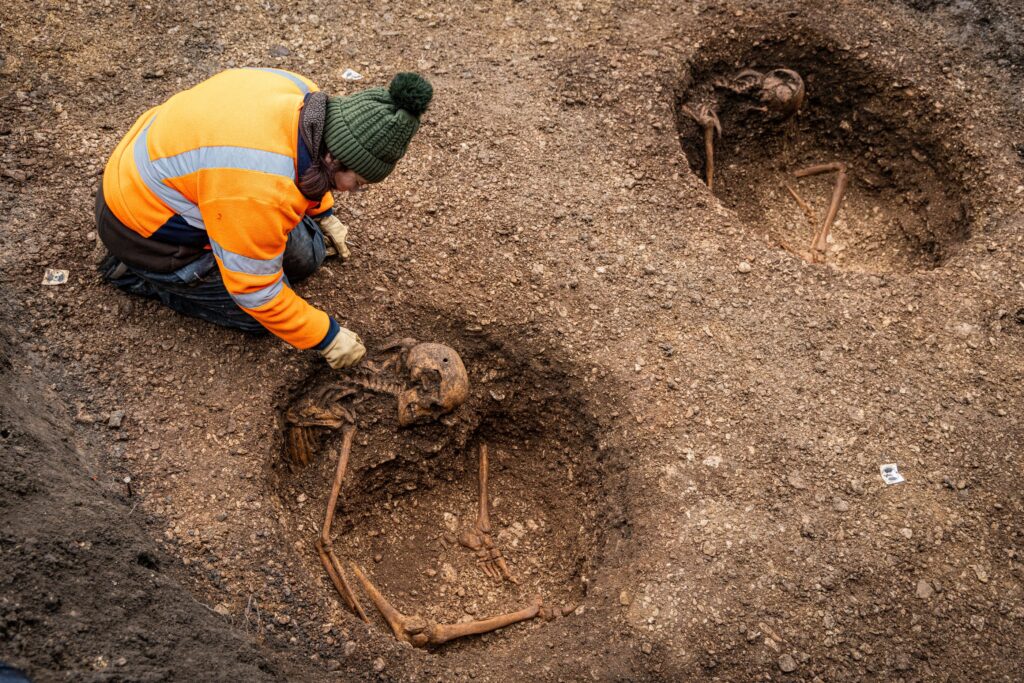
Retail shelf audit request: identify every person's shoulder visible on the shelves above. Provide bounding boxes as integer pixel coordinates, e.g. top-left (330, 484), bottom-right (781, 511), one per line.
top-left (193, 68), bottom-right (319, 94)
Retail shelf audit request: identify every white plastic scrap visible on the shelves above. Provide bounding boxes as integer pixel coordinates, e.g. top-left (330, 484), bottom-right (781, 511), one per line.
top-left (42, 269), bottom-right (69, 285)
top-left (880, 463), bottom-right (905, 485)
top-left (341, 68), bottom-right (363, 81)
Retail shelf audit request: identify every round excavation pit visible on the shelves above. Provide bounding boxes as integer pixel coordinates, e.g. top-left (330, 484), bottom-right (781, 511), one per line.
top-left (675, 32), bottom-right (974, 272)
top-left (269, 334), bottom-right (613, 653)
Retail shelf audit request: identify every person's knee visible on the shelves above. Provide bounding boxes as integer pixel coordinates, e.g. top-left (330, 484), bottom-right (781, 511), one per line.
top-left (235, 317), bottom-right (269, 335)
top-left (283, 217), bottom-right (326, 283)
top-left (213, 306), bottom-right (268, 335)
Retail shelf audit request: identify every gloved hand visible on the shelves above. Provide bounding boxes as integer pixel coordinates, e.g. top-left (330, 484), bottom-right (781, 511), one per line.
top-left (320, 327), bottom-right (366, 369)
top-left (318, 215), bottom-right (351, 260)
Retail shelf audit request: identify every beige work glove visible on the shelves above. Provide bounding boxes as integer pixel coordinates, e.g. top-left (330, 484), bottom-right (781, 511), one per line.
top-left (320, 327), bottom-right (366, 369)
top-left (318, 214), bottom-right (351, 260)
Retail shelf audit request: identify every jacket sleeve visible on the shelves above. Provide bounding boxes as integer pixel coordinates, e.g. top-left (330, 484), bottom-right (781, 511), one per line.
top-left (307, 189), bottom-right (334, 218)
top-left (201, 193), bottom-right (334, 349)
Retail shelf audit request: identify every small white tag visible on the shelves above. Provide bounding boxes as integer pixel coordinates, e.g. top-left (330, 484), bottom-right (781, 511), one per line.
top-left (42, 268), bottom-right (69, 285)
top-left (880, 463), bottom-right (905, 485)
top-left (341, 68), bottom-right (363, 81)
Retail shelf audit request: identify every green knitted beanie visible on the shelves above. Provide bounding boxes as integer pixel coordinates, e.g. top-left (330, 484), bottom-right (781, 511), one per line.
top-left (323, 72), bottom-right (433, 183)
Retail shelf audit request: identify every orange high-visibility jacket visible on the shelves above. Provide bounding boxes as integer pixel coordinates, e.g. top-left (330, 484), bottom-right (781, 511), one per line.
top-left (102, 68), bottom-right (337, 349)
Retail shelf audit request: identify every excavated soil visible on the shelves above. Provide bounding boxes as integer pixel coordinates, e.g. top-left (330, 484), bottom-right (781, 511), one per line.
top-left (2, 1), bottom-right (1024, 681)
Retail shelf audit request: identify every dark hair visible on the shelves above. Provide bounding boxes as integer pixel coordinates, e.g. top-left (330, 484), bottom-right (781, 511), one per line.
top-left (298, 150), bottom-right (346, 201)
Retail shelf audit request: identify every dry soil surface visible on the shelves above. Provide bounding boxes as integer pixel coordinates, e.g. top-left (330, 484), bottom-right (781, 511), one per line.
top-left (2, 0), bottom-right (1023, 681)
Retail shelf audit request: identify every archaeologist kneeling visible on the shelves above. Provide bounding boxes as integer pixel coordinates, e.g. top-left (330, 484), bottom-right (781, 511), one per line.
top-left (95, 68), bottom-right (433, 368)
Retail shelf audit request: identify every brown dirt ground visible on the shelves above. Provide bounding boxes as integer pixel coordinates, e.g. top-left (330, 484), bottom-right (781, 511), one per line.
top-left (2, 0), bottom-right (1024, 681)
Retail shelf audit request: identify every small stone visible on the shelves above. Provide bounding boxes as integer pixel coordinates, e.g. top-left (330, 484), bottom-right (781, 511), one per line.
top-left (325, 659), bottom-right (340, 671)
top-left (915, 579), bottom-right (934, 600)
top-left (832, 497), bottom-right (850, 512)
top-left (297, 493), bottom-right (307, 503)
top-left (274, 613), bottom-right (290, 625)
top-left (269, 45), bottom-right (290, 57)
top-left (213, 603), bottom-right (231, 616)
top-left (619, 590), bottom-right (632, 606)
top-left (374, 554), bottom-right (383, 563)
top-left (894, 653), bottom-right (912, 671)
top-left (215, 512), bottom-right (228, 522)
top-left (778, 654), bottom-right (797, 673)
top-left (900, 527), bottom-right (913, 540)
top-left (343, 641), bottom-right (357, 657)
top-left (737, 261), bottom-right (752, 273)
top-left (972, 565), bottom-right (989, 583)
top-left (372, 657), bottom-right (385, 672)
top-left (702, 541), bottom-right (717, 557)
top-left (640, 642), bottom-right (652, 654)
top-left (442, 512), bottom-right (459, 533)
top-left (440, 563), bottom-right (458, 582)
top-left (107, 410), bottom-right (125, 429)
top-left (787, 473), bottom-right (808, 490)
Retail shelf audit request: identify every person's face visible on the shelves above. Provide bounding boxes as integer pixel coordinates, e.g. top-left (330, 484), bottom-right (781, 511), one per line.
top-left (325, 154), bottom-right (369, 193)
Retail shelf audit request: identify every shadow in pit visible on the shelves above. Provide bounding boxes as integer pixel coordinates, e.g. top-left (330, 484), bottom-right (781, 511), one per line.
top-left (267, 310), bottom-right (628, 654)
top-left (674, 26), bottom-right (979, 273)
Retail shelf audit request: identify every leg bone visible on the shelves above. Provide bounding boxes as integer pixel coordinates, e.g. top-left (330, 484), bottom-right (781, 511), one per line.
top-left (459, 443), bottom-right (516, 583)
top-left (316, 425), bottom-right (368, 622)
top-left (350, 563), bottom-right (541, 648)
top-left (680, 104), bottom-right (721, 191)
top-left (794, 162), bottom-right (850, 262)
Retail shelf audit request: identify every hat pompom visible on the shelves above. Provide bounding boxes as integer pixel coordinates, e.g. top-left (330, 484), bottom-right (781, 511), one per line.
top-left (388, 72), bottom-right (433, 117)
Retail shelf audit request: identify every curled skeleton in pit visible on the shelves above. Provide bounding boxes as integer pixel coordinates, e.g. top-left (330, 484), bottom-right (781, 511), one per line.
top-left (282, 339), bottom-right (543, 646)
top-left (680, 67), bottom-right (849, 262)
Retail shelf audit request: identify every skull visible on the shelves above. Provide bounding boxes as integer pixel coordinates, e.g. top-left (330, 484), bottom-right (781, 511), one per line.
top-left (397, 343), bottom-right (469, 427)
top-left (759, 68), bottom-right (805, 119)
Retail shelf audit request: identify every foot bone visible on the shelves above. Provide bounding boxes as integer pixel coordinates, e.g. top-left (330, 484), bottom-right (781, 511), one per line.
top-left (458, 442), bottom-right (517, 583)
